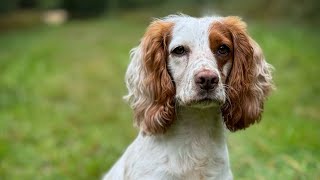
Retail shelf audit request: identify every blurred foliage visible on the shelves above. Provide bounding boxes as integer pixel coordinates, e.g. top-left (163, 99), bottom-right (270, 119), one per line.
top-left (212, 0), bottom-right (320, 24)
top-left (0, 0), bottom-right (18, 14)
top-left (109, 0), bottom-right (163, 9)
top-left (0, 11), bottom-right (42, 31)
top-left (37, 0), bottom-right (62, 9)
top-left (0, 0), bottom-right (319, 23)
top-left (62, 0), bottom-right (107, 18)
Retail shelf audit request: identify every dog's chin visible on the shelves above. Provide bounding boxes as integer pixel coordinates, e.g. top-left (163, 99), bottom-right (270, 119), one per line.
top-left (182, 97), bottom-right (223, 109)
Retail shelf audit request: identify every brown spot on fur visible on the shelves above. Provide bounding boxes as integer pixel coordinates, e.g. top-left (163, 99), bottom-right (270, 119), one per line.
top-left (209, 22), bottom-right (233, 81)
top-left (134, 21), bottom-right (175, 135)
top-left (219, 16), bottom-right (273, 131)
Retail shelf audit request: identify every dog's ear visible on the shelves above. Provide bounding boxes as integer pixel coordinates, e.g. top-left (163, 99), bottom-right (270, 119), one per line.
top-left (124, 20), bottom-right (175, 135)
top-left (221, 16), bottom-right (274, 131)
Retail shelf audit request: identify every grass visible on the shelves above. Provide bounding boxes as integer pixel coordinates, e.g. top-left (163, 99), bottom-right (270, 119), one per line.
top-left (0, 14), bottom-right (319, 180)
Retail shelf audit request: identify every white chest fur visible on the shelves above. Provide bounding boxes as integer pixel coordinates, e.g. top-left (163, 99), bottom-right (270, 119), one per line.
top-left (103, 107), bottom-right (233, 180)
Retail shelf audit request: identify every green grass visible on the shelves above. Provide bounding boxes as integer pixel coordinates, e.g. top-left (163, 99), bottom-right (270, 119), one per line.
top-left (0, 15), bottom-right (319, 180)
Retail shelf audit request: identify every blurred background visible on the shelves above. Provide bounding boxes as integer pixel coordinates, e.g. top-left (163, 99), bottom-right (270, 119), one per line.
top-left (0, 0), bottom-right (319, 179)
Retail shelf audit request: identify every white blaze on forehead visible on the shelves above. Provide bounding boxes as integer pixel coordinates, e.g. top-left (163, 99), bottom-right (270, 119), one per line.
top-left (168, 16), bottom-right (225, 72)
top-left (168, 16), bottom-right (222, 52)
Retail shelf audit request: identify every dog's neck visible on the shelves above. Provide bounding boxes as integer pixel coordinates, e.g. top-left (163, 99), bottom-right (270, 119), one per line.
top-left (166, 105), bottom-right (226, 141)
top-left (138, 105), bottom-right (227, 148)
top-left (143, 105), bottom-right (227, 147)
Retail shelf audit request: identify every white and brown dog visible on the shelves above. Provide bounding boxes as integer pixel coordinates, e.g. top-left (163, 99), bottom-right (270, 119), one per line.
top-left (103, 14), bottom-right (273, 180)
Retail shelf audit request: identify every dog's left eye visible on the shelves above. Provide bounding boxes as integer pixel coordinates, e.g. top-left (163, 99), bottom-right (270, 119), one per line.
top-left (217, 45), bottom-right (230, 55)
top-left (171, 46), bottom-right (187, 56)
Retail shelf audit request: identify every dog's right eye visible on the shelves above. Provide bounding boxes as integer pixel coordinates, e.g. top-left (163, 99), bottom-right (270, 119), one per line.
top-left (217, 45), bottom-right (230, 56)
top-left (171, 46), bottom-right (187, 56)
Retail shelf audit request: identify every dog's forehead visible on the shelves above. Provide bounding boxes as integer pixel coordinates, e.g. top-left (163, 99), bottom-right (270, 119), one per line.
top-left (168, 16), bottom-right (223, 49)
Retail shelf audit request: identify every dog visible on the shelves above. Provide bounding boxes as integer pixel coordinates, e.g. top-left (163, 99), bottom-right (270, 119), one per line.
top-left (103, 14), bottom-right (273, 180)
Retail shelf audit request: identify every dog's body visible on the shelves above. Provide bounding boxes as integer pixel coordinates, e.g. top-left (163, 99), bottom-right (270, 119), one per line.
top-left (105, 107), bottom-right (232, 179)
top-left (103, 15), bottom-right (273, 180)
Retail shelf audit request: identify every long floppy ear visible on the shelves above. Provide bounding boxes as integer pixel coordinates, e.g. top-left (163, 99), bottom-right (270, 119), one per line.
top-left (124, 20), bottom-right (175, 135)
top-left (221, 16), bottom-right (274, 131)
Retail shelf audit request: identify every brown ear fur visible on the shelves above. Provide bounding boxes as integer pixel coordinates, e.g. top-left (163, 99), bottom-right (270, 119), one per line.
top-left (221, 16), bottom-right (273, 131)
top-left (135, 21), bottom-right (175, 135)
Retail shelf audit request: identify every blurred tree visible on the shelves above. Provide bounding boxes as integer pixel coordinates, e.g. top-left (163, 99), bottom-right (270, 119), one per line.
top-left (0, 0), bottom-right (18, 14)
top-left (210, 0), bottom-right (320, 24)
top-left (18, 0), bottom-right (37, 9)
top-left (0, 0), bottom-right (318, 22)
top-left (37, 0), bottom-right (62, 9)
top-left (62, 0), bottom-right (107, 18)
top-left (117, 0), bottom-right (163, 9)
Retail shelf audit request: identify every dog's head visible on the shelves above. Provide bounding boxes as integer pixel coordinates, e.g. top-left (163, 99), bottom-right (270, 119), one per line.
top-left (124, 15), bottom-right (274, 134)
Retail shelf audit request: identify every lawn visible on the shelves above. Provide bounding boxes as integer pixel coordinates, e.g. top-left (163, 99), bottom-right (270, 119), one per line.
top-left (0, 14), bottom-right (319, 179)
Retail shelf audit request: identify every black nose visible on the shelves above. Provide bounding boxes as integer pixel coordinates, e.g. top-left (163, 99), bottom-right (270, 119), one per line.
top-left (195, 71), bottom-right (219, 90)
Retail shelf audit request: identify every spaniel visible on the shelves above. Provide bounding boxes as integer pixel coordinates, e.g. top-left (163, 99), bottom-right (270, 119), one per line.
top-left (103, 14), bottom-right (273, 180)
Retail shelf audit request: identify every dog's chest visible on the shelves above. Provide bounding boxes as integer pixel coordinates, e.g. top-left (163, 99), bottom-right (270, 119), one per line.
top-left (164, 134), bottom-right (226, 179)
top-left (121, 112), bottom-right (231, 179)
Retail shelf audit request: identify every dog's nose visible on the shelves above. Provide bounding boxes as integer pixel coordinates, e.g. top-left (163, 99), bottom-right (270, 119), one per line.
top-left (195, 71), bottom-right (219, 90)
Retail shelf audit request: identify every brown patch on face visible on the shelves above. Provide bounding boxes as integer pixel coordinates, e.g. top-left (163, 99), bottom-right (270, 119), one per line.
top-left (134, 21), bottom-right (175, 135)
top-left (209, 22), bottom-right (233, 81)
top-left (219, 16), bottom-right (273, 131)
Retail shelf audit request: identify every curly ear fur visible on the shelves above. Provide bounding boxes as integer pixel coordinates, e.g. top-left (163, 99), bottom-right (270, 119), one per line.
top-left (124, 20), bottom-right (175, 135)
top-left (221, 16), bottom-right (274, 131)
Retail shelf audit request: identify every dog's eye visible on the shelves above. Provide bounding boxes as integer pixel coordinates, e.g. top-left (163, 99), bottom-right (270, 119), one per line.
top-left (171, 46), bottom-right (187, 56)
top-left (217, 45), bottom-right (230, 55)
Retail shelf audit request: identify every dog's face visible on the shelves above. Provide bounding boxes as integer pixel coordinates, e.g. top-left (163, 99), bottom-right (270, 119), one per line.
top-left (124, 15), bottom-right (273, 134)
top-left (168, 18), bottom-right (233, 107)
